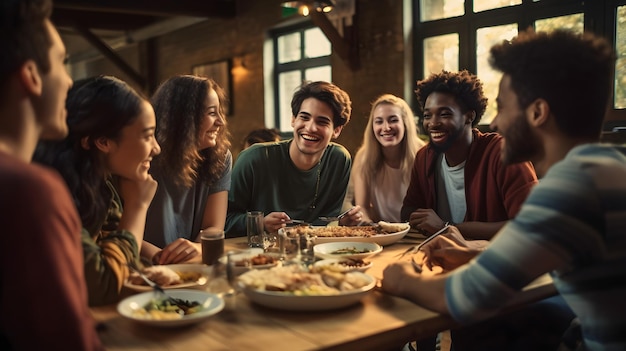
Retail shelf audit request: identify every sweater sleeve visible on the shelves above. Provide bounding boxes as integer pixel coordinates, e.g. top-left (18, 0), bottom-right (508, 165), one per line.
top-left (1, 162), bottom-right (103, 350)
top-left (82, 186), bottom-right (140, 306)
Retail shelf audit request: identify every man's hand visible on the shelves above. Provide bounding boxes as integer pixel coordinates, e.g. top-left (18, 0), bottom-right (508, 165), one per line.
top-left (381, 262), bottom-right (420, 298)
top-left (338, 205), bottom-right (363, 226)
top-left (409, 208), bottom-right (446, 234)
top-left (420, 225), bottom-right (487, 272)
top-left (264, 212), bottom-right (290, 232)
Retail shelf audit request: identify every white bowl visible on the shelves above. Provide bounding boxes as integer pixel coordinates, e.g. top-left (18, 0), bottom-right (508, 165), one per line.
top-left (313, 258), bottom-right (373, 272)
top-left (117, 289), bottom-right (224, 327)
top-left (240, 271), bottom-right (376, 311)
top-left (218, 248), bottom-right (280, 276)
top-left (313, 242), bottom-right (382, 260)
top-left (124, 264), bottom-right (211, 292)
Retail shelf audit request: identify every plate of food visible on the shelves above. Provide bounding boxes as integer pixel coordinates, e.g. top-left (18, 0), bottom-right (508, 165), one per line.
top-left (283, 221), bottom-right (410, 246)
top-left (117, 289), bottom-right (224, 327)
top-left (237, 265), bottom-right (376, 311)
top-left (124, 264), bottom-right (211, 292)
top-left (217, 248), bottom-right (280, 276)
top-left (313, 241), bottom-right (382, 260)
top-left (313, 258), bottom-right (373, 272)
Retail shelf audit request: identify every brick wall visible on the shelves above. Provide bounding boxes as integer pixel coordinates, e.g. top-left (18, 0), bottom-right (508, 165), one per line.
top-left (69, 0), bottom-right (408, 160)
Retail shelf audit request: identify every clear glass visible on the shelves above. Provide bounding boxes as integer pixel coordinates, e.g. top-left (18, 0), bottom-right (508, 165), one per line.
top-left (615, 5), bottom-right (626, 109)
top-left (304, 28), bottom-right (331, 58)
top-left (535, 13), bottom-right (584, 34)
top-left (305, 65), bottom-right (331, 82)
top-left (474, 0), bottom-right (521, 13)
top-left (476, 24), bottom-right (518, 125)
top-left (423, 33), bottom-right (459, 76)
top-left (278, 32), bottom-right (301, 64)
top-left (278, 70), bottom-right (302, 131)
top-left (246, 211), bottom-right (265, 248)
top-left (420, 0), bottom-right (464, 22)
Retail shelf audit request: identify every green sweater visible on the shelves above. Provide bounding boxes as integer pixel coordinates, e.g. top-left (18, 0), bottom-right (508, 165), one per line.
top-left (226, 140), bottom-right (351, 237)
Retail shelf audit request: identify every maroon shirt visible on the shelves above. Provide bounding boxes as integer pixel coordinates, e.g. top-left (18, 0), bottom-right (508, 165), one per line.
top-left (402, 129), bottom-right (537, 226)
top-left (0, 152), bottom-right (103, 350)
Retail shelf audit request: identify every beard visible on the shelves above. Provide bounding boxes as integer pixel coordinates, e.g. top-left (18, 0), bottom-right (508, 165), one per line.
top-left (429, 125), bottom-right (464, 154)
top-left (501, 112), bottom-right (541, 165)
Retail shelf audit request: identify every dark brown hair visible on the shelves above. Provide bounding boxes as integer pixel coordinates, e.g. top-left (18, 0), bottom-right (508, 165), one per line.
top-left (150, 75), bottom-right (231, 187)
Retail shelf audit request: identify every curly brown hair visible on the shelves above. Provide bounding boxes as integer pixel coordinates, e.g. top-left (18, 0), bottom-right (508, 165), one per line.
top-left (415, 70), bottom-right (488, 127)
top-left (150, 75), bottom-right (231, 187)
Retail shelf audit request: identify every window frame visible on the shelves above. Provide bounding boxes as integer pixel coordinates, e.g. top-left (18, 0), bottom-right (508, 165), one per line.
top-left (270, 20), bottom-right (332, 132)
top-left (412, 0), bottom-right (626, 127)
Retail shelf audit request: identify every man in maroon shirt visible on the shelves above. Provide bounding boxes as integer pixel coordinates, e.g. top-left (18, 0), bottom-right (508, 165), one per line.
top-left (0, 0), bottom-right (103, 349)
top-left (402, 70), bottom-right (538, 240)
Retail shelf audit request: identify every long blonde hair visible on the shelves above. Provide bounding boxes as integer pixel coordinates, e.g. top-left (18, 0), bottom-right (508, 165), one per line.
top-left (355, 94), bottom-right (424, 189)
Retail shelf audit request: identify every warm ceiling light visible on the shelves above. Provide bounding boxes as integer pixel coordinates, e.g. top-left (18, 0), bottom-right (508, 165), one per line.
top-left (281, 0), bottom-right (335, 16)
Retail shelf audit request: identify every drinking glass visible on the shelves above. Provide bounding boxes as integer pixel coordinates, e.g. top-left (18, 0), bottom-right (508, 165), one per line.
top-left (246, 211), bottom-right (265, 248)
top-left (200, 229), bottom-right (224, 265)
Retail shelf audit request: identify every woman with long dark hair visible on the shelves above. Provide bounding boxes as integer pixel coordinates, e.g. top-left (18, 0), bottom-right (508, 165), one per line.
top-left (143, 75), bottom-right (232, 264)
top-left (35, 75), bottom-right (160, 306)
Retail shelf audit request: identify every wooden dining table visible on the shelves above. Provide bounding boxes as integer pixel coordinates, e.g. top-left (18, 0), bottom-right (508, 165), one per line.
top-left (90, 233), bottom-right (556, 351)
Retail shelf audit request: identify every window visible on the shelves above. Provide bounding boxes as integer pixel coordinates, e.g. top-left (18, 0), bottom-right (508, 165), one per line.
top-left (270, 22), bottom-right (332, 132)
top-left (413, 0), bottom-right (626, 126)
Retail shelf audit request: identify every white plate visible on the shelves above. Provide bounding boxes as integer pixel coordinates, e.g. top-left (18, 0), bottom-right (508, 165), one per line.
top-left (217, 248), bottom-right (280, 276)
top-left (240, 272), bottom-right (376, 311)
top-left (313, 223), bottom-right (410, 246)
top-left (313, 258), bottom-right (373, 272)
top-left (313, 242), bottom-right (382, 260)
top-left (117, 289), bottom-right (224, 327)
top-left (124, 264), bottom-right (211, 292)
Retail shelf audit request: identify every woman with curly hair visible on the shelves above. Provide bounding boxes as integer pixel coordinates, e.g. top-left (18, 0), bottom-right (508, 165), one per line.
top-left (143, 75), bottom-right (232, 264)
top-left (34, 75), bottom-right (161, 306)
top-left (401, 69), bottom-right (537, 240)
top-left (349, 94), bottom-right (425, 223)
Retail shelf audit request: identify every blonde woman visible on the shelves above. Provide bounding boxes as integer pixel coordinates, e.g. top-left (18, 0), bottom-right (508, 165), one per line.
top-left (350, 94), bottom-right (425, 223)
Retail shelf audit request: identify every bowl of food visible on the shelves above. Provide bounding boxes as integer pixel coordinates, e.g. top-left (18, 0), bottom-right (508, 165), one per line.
top-left (218, 248), bottom-right (280, 276)
top-left (124, 264), bottom-right (210, 292)
top-left (117, 289), bottom-right (224, 327)
top-left (313, 258), bottom-right (373, 272)
top-left (313, 242), bottom-right (382, 260)
top-left (237, 265), bottom-right (376, 311)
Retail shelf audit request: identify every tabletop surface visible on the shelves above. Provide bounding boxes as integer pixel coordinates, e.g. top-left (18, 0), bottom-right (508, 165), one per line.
top-left (90, 232), bottom-right (556, 351)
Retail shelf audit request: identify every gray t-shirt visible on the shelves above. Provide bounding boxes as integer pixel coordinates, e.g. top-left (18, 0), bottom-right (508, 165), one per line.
top-left (144, 150), bottom-right (232, 248)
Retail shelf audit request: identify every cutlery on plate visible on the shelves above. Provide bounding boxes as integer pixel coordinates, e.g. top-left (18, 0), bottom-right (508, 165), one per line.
top-left (288, 219), bottom-right (310, 226)
top-left (396, 223), bottom-right (451, 258)
top-left (318, 207), bottom-right (354, 222)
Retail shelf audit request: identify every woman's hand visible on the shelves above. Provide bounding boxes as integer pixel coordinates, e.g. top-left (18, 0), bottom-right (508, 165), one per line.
top-left (153, 238), bottom-right (201, 264)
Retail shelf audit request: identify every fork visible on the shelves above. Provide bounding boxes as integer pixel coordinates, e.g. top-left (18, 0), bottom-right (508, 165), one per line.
top-left (318, 207), bottom-right (354, 222)
top-left (396, 224), bottom-right (451, 259)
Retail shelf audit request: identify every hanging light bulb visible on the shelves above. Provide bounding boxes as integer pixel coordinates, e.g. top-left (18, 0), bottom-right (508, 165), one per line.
top-left (281, 0), bottom-right (335, 17)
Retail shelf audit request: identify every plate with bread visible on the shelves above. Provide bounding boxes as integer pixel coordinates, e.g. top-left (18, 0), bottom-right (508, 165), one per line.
top-left (283, 221), bottom-right (410, 246)
top-left (124, 264), bottom-right (211, 292)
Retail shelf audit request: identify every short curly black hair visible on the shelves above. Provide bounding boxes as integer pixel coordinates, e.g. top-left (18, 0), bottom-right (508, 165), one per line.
top-left (490, 28), bottom-right (614, 139)
top-left (415, 70), bottom-right (488, 127)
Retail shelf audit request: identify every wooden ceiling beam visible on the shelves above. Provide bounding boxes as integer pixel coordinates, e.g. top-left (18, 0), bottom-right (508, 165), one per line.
top-left (54, 0), bottom-right (236, 18)
top-left (72, 24), bottom-right (147, 89)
